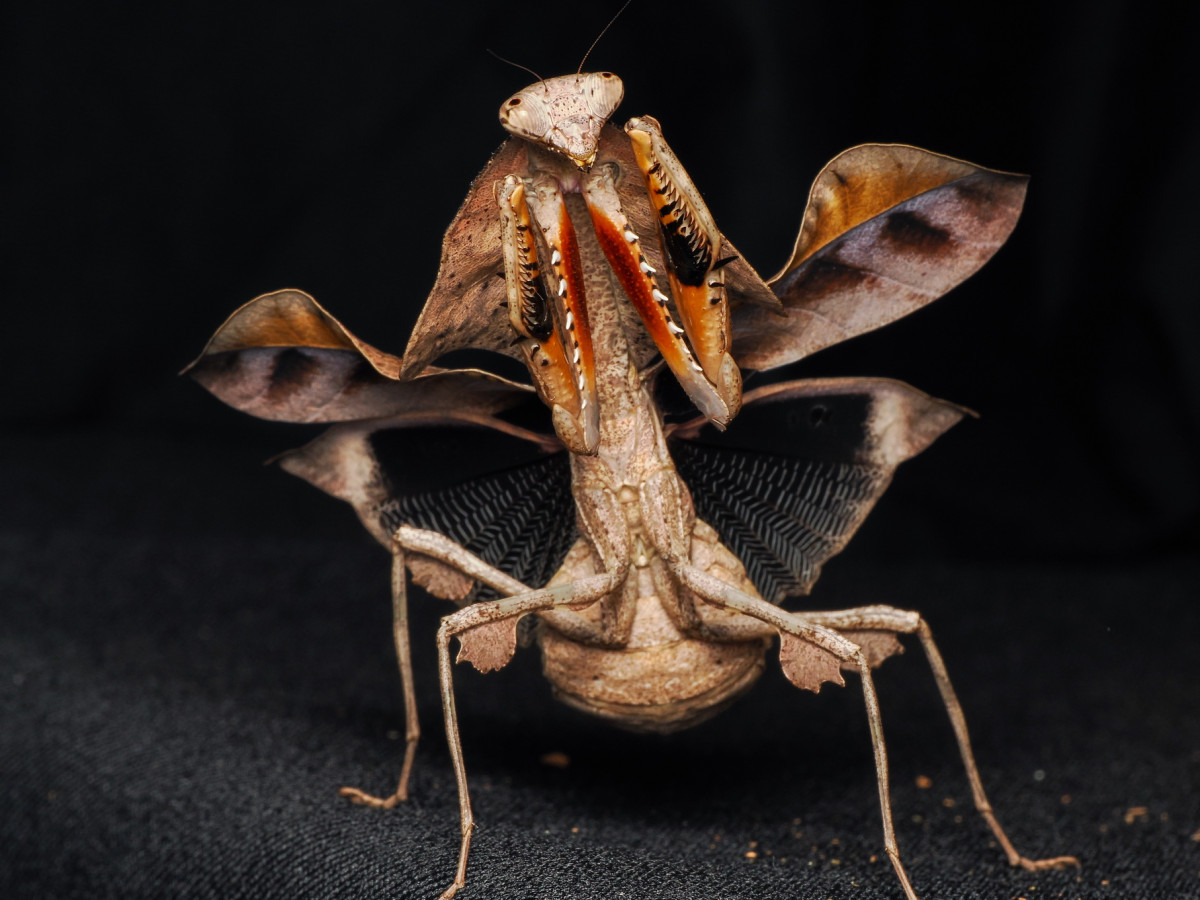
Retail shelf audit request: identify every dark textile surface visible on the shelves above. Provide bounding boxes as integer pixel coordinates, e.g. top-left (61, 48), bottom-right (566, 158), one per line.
top-left (2, 434), bottom-right (1197, 899)
top-left (3, 1), bottom-right (1198, 897)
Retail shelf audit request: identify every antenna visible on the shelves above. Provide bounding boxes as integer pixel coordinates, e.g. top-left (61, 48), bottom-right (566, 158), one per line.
top-left (578, 0), bottom-right (633, 73)
top-left (487, 48), bottom-right (546, 88)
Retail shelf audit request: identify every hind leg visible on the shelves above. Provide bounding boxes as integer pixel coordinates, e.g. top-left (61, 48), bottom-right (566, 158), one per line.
top-left (339, 550), bottom-right (422, 808)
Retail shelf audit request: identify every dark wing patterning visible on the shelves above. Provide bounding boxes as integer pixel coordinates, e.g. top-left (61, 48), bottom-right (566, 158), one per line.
top-left (278, 415), bottom-right (577, 603)
top-left (187, 288), bottom-right (578, 601)
top-left (672, 441), bottom-right (887, 604)
top-left (376, 444), bottom-right (577, 601)
top-left (668, 378), bottom-right (967, 605)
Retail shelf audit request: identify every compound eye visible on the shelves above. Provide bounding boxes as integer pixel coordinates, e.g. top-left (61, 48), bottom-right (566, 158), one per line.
top-left (498, 95), bottom-right (522, 123)
top-left (499, 92), bottom-right (551, 140)
top-left (581, 71), bottom-right (624, 120)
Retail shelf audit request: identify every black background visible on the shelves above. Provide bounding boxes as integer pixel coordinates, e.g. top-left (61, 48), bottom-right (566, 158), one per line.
top-left (3, 1), bottom-right (1197, 898)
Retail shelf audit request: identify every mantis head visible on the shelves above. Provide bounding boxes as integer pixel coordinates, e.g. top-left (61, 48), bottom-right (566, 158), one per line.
top-left (499, 72), bottom-right (625, 169)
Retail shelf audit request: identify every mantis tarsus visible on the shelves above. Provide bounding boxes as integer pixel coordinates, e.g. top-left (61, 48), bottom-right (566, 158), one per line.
top-left (188, 69), bottom-right (1078, 899)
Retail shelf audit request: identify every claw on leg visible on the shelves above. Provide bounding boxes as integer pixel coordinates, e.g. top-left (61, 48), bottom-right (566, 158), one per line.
top-left (886, 846), bottom-right (919, 900)
top-left (1016, 853), bottom-right (1082, 871)
top-left (338, 784), bottom-right (403, 809)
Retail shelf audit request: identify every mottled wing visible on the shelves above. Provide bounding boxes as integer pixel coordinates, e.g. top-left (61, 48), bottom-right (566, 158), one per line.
top-left (732, 145), bottom-right (1029, 372)
top-left (668, 378), bottom-right (966, 603)
top-left (186, 288), bottom-right (533, 422)
top-left (188, 288), bottom-right (573, 601)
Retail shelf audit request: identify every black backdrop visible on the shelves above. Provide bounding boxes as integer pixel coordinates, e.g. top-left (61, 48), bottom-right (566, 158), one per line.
top-left (3, 1), bottom-right (1197, 898)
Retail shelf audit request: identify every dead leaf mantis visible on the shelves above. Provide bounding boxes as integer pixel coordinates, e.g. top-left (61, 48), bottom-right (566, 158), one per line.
top-left (187, 66), bottom-right (1078, 900)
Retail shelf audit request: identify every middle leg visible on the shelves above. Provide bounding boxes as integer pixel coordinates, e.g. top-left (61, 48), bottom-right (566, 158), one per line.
top-left (670, 562), bottom-right (922, 900)
top-left (803, 605), bottom-right (1079, 872)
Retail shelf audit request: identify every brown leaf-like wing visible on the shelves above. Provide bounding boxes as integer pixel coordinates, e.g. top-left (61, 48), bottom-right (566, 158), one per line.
top-left (732, 145), bottom-right (1028, 372)
top-left (186, 288), bottom-right (533, 422)
top-left (668, 377), bottom-right (968, 603)
top-left (720, 235), bottom-right (786, 312)
top-left (400, 140), bottom-right (529, 377)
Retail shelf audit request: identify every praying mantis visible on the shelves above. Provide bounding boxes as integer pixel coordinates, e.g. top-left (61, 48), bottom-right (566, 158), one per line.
top-left (187, 67), bottom-right (1078, 899)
